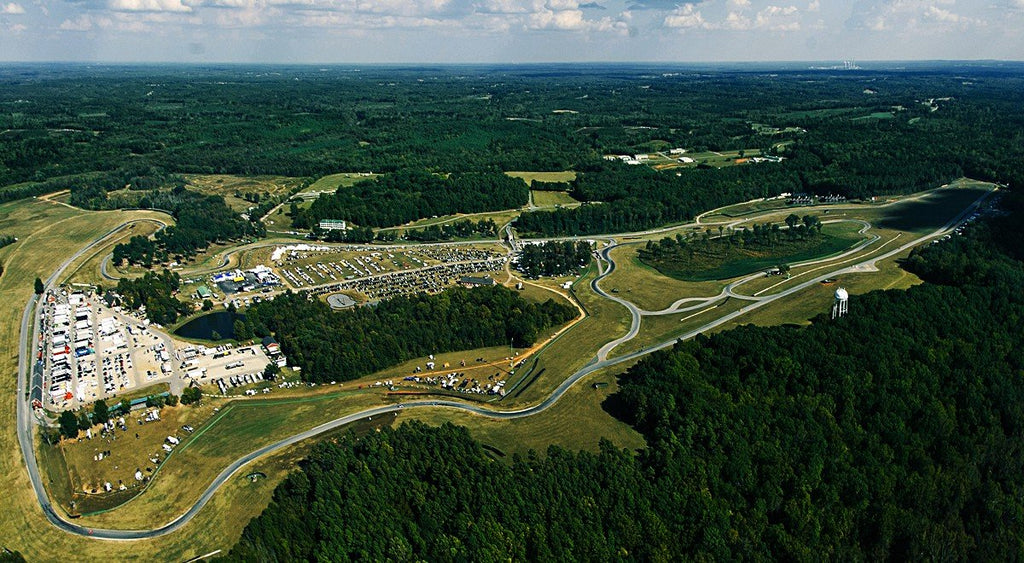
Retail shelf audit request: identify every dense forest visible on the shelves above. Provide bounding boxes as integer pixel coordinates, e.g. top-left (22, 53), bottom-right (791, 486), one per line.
top-left (242, 286), bottom-right (576, 382)
top-left (292, 171), bottom-right (527, 229)
top-left (230, 191), bottom-right (1024, 559)
top-left (516, 241), bottom-right (592, 278)
top-left (4, 64), bottom-right (1024, 236)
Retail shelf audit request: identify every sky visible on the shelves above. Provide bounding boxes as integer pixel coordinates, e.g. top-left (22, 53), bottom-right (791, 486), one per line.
top-left (0, 0), bottom-right (1022, 63)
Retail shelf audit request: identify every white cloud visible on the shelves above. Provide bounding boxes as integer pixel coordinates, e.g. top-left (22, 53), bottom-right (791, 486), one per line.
top-left (848, 0), bottom-right (984, 31)
top-left (527, 8), bottom-right (586, 28)
top-left (667, 2), bottom-right (801, 31)
top-left (807, 0), bottom-right (819, 12)
top-left (108, 0), bottom-right (193, 12)
top-left (755, 4), bottom-right (799, 30)
top-left (720, 10), bottom-right (749, 29)
top-left (546, 0), bottom-right (578, 10)
top-left (1, 2), bottom-right (25, 13)
top-left (663, 3), bottom-right (708, 28)
top-left (9, 21), bottom-right (27, 30)
top-left (478, 0), bottom-right (529, 13)
top-left (524, 3), bottom-right (627, 31)
top-left (59, 14), bottom-right (98, 29)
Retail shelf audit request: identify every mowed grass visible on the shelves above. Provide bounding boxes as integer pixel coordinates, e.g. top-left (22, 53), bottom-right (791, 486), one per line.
top-left (601, 244), bottom-right (727, 312)
top-left (701, 198), bottom-right (793, 220)
top-left (505, 171), bottom-right (576, 184)
top-left (185, 174), bottom-right (306, 213)
top-left (63, 218), bottom-right (169, 287)
top-left (392, 207), bottom-right (523, 232)
top-left (611, 298), bottom-right (746, 359)
top-left (642, 222), bottom-right (867, 282)
top-left (506, 265), bottom-right (630, 406)
top-left (398, 362), bottom-right (645, 458)
top-left (867, 181), bottom-right (993, 234)
top-left (58, 400), bottom-right (219, 513)
top-left (76, 390), bottom-right (385, 530)
top-left (532, 190), bottom-right (580, 207)
top-left (304, 172), bottom-right (379, 194)
top-left (714, 253), bottom-right (923, 333)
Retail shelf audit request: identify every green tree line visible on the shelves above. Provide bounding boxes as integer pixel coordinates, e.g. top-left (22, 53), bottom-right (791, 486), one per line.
top-left (242, 286), bottom-right (576, 383)
top-left (293, 170), bottom-right (528, 229)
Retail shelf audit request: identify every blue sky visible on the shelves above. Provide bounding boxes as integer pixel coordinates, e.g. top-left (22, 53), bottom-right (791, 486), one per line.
top-left (1, 0), bottom-right (1022, 62)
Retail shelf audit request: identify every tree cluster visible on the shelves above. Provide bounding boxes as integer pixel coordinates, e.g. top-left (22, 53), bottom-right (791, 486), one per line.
top-left (294, 170), bottom-right (527, 229)
top-left (96, 186), bottom-right (262, 265)
top-left (516, 241), bottom-right (591, 278)
top-left (243, 286), bottom-right (576, 383)
top-left (115, 269), bottom-right (192, 325)
top-left (402, 219), bottom-right (498, 242)
top-left (228, 422), bottom-right (667, 562)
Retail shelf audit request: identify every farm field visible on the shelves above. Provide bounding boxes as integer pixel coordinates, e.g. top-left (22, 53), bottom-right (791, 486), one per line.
top-left (505, 171), bottom-right (577, 184)
top-left (297, 172), bottom-right (379, 199)
top-left (532, 190), bottom-right (580, 207)
top-left (184, 175), bottom-right (306, 213)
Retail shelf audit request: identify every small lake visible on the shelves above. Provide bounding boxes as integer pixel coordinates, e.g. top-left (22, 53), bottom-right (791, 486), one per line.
top-left (175, 311), bottom-right (244, 341)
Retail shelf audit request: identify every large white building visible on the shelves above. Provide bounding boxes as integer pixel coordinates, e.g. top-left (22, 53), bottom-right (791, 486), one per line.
top-left (319, 219), bottom-right (347, 231)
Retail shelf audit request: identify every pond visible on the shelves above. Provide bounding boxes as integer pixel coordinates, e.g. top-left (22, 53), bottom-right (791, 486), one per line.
top-left (175, 311), bottom-right (245, 341)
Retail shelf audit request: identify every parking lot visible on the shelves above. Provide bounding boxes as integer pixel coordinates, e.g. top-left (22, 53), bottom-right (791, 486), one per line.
top-left (274, 244), bottom-right (506, 290)
top-left (36, 288), bottom-right (281, 412)
top-left (37, 289), bottom-right (184, 411)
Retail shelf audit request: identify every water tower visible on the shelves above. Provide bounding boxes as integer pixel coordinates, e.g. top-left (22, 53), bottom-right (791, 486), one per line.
top-left (832, 287), bottom-right (849, 319)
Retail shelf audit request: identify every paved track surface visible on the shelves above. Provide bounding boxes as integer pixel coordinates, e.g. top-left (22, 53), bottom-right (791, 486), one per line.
top-left (16, 186), bottom-right (994, 540)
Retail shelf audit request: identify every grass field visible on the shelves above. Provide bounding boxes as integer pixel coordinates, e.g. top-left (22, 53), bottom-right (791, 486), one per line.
top-left (712, 256), bottom-right (922, 334)
top-left (302, 172), bottom-right (379, 195)
top-left (851, 112), bottom-right (895, 121)
top-left (610, 298), bottom-right (747, 359)
top-left (645, 148), bottom-right (768, 170)
top-left (601, 244), bottom-right (727, 311)
top-left (185, 175), bottom-right (306, 213)
top-left (641, 222), bottom-right (867, 282)
top-left (868, 182), bottom-right (991, 233)
top-left (390, 207), bottom-right (523, 232)
top-left (63, 218), bottom-right (169, 287)
top-left (505, 171), bottom-right (576, 185)
top-left (531, 190), bottom-right (580, 207)
top-left (505, 265), bottom-right (631, 406)
top-left (398, 362), bottom-right (645, 458)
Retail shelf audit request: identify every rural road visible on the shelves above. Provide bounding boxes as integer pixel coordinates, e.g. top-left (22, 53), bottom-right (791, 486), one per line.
top-left (16, 186), bottom-right (995, 540)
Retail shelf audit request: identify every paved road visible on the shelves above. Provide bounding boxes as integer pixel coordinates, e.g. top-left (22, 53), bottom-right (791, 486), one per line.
top-left (97, 219), bottom-right (169, 281)
top-left (17, 186), bottom-right (995, 540)
top-left (17, 220), bottom-right (173, 541)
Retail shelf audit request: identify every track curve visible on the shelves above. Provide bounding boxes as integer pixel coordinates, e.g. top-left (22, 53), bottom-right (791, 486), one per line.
top-left (17, 186), bottom-right (995, 540)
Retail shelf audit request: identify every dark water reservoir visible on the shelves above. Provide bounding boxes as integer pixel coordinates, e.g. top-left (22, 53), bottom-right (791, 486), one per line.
top-left (175, 311), bottom-right (244, 340)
